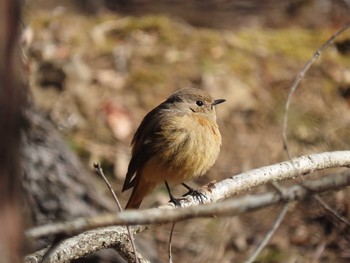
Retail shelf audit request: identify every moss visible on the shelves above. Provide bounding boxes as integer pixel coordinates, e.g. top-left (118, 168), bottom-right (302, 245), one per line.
top-left (235, 28), bottom-right (330, 60)
top-left (130, 67), bottom-right (166, 87)
top-left (128, 67), bottom-right (168, 107)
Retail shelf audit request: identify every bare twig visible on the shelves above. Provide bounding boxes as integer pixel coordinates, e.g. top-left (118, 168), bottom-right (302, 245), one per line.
top-left (168, 223), bottom-right (176, 263)
top-left (281, 23), bottom-right (350, 229)
top-left (245, 180), bottom-right (289, 262)
top-left (245, 203), bottom-right (290, 263)
top-left (93, 163), bottom-right (124, 211)
top-left (299, 171), bottom-right (350, 226)
top-left (93, 163), bottom-right (140, 263)
top-left (313, 194), bottom-right (350, 225)
top-left (282, 22), bottom-right (350, 156)
top-left (313, 241), bottom-right (327, 261)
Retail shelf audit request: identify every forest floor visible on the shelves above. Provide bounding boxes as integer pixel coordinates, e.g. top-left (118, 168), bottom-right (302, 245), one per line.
top-left (24, 1), bottom-right (350, 262)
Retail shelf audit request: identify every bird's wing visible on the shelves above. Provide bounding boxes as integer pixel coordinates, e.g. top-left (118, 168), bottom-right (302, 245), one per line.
top-left (122, 104), bottom-right (166, 192)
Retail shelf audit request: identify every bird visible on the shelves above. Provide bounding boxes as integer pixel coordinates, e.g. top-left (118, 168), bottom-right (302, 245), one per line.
top-left (122, 88), bottom-right (225, 209)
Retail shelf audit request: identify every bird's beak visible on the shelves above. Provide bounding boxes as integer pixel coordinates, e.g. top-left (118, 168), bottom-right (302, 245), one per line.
top-left (212, 99), bottom-right (226, 106)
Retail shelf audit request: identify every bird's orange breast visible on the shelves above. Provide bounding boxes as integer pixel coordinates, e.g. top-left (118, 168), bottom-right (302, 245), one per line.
top-left (148, 113), bottom-right (221, 184)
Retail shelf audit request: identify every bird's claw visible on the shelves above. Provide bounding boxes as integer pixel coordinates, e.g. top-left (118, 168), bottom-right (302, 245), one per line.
top-left (169, 196), bottom-right (182, 207)
top-left (183, 187), bottom-right (207, 204)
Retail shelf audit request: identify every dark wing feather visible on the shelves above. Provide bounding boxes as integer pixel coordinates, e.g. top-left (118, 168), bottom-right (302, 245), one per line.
top-left (122, 144), bottom-right (153, 191)
top-left (122, 103), bottom-right (167, 192)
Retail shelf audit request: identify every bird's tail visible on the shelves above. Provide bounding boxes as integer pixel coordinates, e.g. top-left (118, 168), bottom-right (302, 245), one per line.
top-left (125, 178), bottom-right (154, 209)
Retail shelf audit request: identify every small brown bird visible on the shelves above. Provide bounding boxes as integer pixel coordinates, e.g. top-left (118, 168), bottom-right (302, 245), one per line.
top-left (122, 88), bottom-right (225, 209)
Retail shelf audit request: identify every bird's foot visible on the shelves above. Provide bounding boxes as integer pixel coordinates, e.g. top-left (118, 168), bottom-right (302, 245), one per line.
top-left (165, 181), bottom-right (182, 207)
top-left (169, 195), bottom-right (182, 207)
top-left (182, 183), bottom-right (207, 204)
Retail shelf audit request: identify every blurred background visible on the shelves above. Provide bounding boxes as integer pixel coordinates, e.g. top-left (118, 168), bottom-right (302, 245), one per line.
top-left (22, 0), bottom-right (350, 262)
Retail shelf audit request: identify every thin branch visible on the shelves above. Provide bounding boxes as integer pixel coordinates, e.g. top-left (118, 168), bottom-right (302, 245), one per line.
top-left (93, 163), bottom-right (140, 263)
top-left (313, 194), bottom-right (350, 225)
top-left (282, 22), bottom-right (350, 155)
top-left (281, 22), bottom-right (350, 230)
top-left (168, 223), bottom-right (176, 263)
top-left (299, 169), bottom-right (350, 226)
top-left (245, 203), bottom-right (290, 263)
top-left (93, 163), bottom-right (124, 211)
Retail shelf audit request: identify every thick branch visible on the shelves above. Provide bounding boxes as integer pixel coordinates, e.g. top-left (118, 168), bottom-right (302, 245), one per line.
top-left (25, 168), bottom-right (350, 263)
top-left (27, 151), bottom-right (350, 240)
top-left (25, 226), bottom-right (149, 263)
top-left (207, 151), bottom-right (350, 202)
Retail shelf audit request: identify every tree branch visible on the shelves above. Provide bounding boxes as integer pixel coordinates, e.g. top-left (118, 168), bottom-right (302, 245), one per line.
top-left (93, 163), bottom-right (141, 263)
top-left (25, 167), bottom-right (350, 263)
top-left (26, 151), bottom-right (350, 240)
top-left (245, 203), bottom-right (290, 263)
top-left (282, 22), bottom-right (350, 156)
top-left (25, 226), bottom-right (149, 263)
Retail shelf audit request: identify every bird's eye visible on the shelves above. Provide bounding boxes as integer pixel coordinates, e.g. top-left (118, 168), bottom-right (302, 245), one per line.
top-left (196, 100), bottom-right (204, 106)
